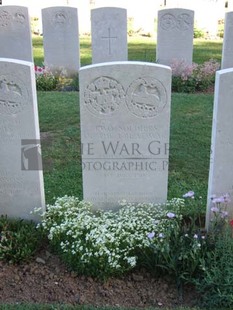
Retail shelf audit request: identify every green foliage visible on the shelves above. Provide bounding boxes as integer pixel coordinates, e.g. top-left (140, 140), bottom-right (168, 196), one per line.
top-left (57, 74), bottom-right (79, 92)
top-left (195, 227), bottom-right (233, 308)
top-left (217, 19), bottom-right (224, 38)
top-left (140, 195), bottom-right (207, 290)
top-left (194, 27), bottom-right (205, 39)
top-left (35, 65), bottom-right (79, 92)
top-left (35, 70), bottom-right (59, 91)
top-left (0, 216), bottom-right (44, 263)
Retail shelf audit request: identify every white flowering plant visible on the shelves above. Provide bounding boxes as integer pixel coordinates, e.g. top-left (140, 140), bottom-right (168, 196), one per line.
top-left (38, 195), bottom-right (206, 279)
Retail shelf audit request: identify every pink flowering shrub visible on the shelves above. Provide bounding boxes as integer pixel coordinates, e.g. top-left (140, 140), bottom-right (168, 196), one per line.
top-left (34, 65), bottom-right (59, 91)
top-left (171, 59), bottom-right (220, 93)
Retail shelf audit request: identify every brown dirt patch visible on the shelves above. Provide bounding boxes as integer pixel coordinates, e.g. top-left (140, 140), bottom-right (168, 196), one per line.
top-left (0, 248), bottom-right (199, 308)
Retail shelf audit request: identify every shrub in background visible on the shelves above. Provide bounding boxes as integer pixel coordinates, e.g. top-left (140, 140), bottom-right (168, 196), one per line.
top-left (171, 59), bottom-right (220, 93)
top-left (34, 65), bottom-right (79, 91)
top-left (35, 65), bottom-right (59, 91)
top-left (193, 27), bottom-right (205, 39)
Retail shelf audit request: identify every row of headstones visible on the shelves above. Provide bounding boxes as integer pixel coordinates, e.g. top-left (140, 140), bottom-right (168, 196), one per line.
top-left (0, 57), bottom-right (232, 227)
top-left (2, 5), bottom-right (233, 73)
top-left (1, 5), bottom-right (194, 72)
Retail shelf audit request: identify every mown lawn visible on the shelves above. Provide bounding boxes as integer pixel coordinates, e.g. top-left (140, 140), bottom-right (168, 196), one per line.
top-left (33, 35), bottom-right (223, 66)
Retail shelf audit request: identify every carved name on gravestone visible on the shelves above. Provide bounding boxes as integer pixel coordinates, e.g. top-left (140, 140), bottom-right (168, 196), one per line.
top-left (206, 68), bottom-right (233, 229)
top-left (221, 12), bottom-right (233, 69)
top-left (156, 8), bottom-right (194, 66)
top-left (91, 7), bottom-right (127, 64)
top-left (80, 62), bottom-right (171, 209)
top-left (0, 6), bottom-right (33, 62)
top-left (0, 59), bottom-right (45, 221)
top-left (42, 6), bottom-right (80, 76)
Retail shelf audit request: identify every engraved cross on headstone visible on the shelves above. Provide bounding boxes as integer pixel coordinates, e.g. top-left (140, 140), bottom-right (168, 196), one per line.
top-left (101, 27), bottom-right (117, 55)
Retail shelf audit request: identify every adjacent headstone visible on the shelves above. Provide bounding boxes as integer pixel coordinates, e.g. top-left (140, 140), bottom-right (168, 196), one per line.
top-left (0, 58), bottom-right (45, 221)
top-left (221, 12), bottom-right (233, 69)
top-left (91, 7), bottom-right (128, 64)
top-left (80, 61), bottom-right (171, 209)
top-left (0, 6), bottom-right (33, 62)
top-left (206, 68), bottom-right (233, 229)
top-left (156, 8), bottom-right (194, 66)
top-left (42, 6), bottom-right (80, 76)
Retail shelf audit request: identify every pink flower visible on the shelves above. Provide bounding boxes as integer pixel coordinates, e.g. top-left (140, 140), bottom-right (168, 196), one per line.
top-left (183, 191), bottom-right (195, 198)
top-left (34, 65), bottom-right (46, 75)
top-left (212, 196), bottom-right (225, 204)
top-left (220, 211), bottom-right (229, 218)
top-left (211, 206), bottom-right (219, 213)
top-left (147, 232), bottom-right (155, 239)
top-left (212, 194), bottom-right (231, 204)
top-left (167, 212), bottom-right (175, 218)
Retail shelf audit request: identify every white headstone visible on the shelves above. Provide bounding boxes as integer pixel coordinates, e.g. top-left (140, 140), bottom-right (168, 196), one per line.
top-left (80, 61), bottom-right (171, 209)
top-left (0, 6), bottom-right (33, 62)
top-left (206, 68), bottom-right (233, 229)
top-left (156, 8), bottom-right (194, 66)
top-left (0, 58), bottom-right (45, 221)
top-left (165, 0), bottom-right (225, 37)
top-left (42, 6), bottom-right (80, 76)
top-left (91, 7), bottom-right (128, 64)
top-left (221, 12), bottom-right (233, 69)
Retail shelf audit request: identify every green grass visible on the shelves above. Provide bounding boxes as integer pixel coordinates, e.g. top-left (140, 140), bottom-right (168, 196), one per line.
top-left (33, 35), bottom-right (223, 66)
top-left (38, 91), bottom-right (213, 210)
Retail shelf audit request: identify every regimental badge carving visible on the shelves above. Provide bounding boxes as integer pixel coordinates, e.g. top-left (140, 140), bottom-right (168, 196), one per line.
top-left (0, 10), bottom-right (11, 28)
top-left (176, 13), bottom-right (193, 31)
top-left (126, 77), bottom-right (167, 118)
top-left (84, 76), bottom-right (125, 116)
top-left (160, 13), bottom-right (176, 30)
top-left (160, 13), bottom-right (192, 31)
top-left (0, 75), bottom-right (29, 115)
top-left (52, 11), bottom-right (69, 27)
top-left (14, 11), bottom-right (26, 24)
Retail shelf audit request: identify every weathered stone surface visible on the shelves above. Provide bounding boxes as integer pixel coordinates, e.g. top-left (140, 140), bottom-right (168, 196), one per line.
top-left (156, 8), bottom-right (194, 66)
top-left (0, 6), bottom-right (33, 62)
top-left (42, 6), bottom-right (80, 76)
top-left (91, 7), bottom-right (127, 64)
top-left (221, 12), bottom-right (233, 69)
top-left (0, 58), bottom-right (45, 221)
top-left (206, 68), bottom-right (233, 228)
top-left (79, 61), bottom-right (171, 209)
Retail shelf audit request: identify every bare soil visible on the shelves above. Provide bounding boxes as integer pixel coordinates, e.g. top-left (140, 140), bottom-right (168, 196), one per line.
top-left (0, 248), bottom-right (199, 308)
